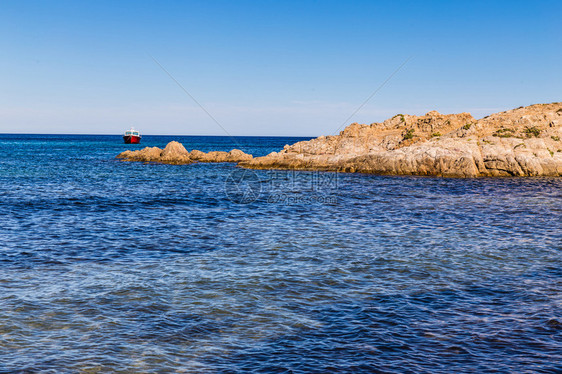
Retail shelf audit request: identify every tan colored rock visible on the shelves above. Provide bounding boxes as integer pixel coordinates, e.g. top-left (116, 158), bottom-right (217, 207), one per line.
top-left (188, 149), bottom-right (253, 162)
top-left (225, 149), bottom-right (254, 162)
top-left (160, 141), bottom-right (190, 164)
top-left (116, 142), bottom-right (253, 165)
top-left (188, 149), bottom-right (207, 161)
top-left (240, 102), bottom-right (562, 177)
top-left (202, 151), bottom-right (226, 162)
top-left (116, 146), bottom-right (163, 163)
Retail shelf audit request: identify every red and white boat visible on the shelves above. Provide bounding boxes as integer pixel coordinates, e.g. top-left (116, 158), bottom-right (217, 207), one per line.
top-left (123, 127), bottom-right (141, 144)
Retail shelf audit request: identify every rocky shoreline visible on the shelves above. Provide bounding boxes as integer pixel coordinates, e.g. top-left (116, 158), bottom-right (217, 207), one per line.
top-left (117, 102), bottom-right (562, 177)
top-left (240, 102), bottom-right (562, 177)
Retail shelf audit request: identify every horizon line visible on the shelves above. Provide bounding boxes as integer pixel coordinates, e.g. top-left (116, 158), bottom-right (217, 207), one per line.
top-left (0, 132), bottom-right (316, 138)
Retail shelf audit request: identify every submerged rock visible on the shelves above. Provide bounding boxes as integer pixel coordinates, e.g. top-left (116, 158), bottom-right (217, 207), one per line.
top-left (240, 102), bottom-right (562, 177)
top-left (116, 142), bottom-right (253, 165)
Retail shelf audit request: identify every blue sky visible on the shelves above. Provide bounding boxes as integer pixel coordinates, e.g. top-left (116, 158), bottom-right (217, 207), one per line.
top-left (0, 0), bottom-right (560, 136)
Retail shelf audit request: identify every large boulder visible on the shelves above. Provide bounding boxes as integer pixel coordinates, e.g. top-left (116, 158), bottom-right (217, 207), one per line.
top-left (160, 141), bottom-right (190, 164)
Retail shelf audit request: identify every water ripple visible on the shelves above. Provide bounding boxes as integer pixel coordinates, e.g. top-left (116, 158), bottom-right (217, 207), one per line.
top-left (0, 135), bottom-right (561, 373)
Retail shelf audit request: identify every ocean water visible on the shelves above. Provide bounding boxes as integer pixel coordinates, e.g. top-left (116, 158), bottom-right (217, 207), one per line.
top-left (0, 134), bottom-right (561, 373)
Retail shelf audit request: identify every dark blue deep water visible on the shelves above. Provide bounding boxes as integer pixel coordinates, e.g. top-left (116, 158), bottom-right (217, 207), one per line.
top-left (0, 134), bottom-right (561, 373)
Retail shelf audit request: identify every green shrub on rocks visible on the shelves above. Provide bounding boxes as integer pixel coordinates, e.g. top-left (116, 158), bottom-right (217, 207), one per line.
top-left (493, 128), bottom-right (515, 138)
top-left (524, 126), bottom-right (541, 138)
top-left (403, 129), bottom-right (415, 140)
top-left (392, 114), bottom-right (406, 122)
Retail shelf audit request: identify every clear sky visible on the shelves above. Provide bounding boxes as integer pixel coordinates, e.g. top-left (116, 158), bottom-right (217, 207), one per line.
top-left (0, 0), bottom-right (560, 136)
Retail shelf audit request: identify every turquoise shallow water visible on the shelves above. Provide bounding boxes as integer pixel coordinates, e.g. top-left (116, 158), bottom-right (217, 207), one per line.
top-left (0, 134), bottom-right (561, 373)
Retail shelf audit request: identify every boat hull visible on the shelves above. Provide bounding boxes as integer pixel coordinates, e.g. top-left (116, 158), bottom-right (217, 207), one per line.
top-left (123, 135), bottom-right (141, 144)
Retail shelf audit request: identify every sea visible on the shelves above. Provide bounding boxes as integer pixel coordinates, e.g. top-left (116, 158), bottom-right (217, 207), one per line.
top-left (0, 134), bottom-right (560, 373)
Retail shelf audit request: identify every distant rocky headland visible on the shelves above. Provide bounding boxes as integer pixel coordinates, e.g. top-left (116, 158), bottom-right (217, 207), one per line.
top-left (118, 102), bottom-right (562, 177)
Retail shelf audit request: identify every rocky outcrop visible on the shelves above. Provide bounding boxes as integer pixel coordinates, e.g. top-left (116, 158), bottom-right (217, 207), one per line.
top-left (116, 141), bottom-right (253, 165)
top-left (160, 141), bottom-right (190, 164)
top-left (189, 149), bottom-right (253, 163)
top-left (240, 102), bottom-right (562, 177)
top-left (116, 146), bottom-right (168, 163)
